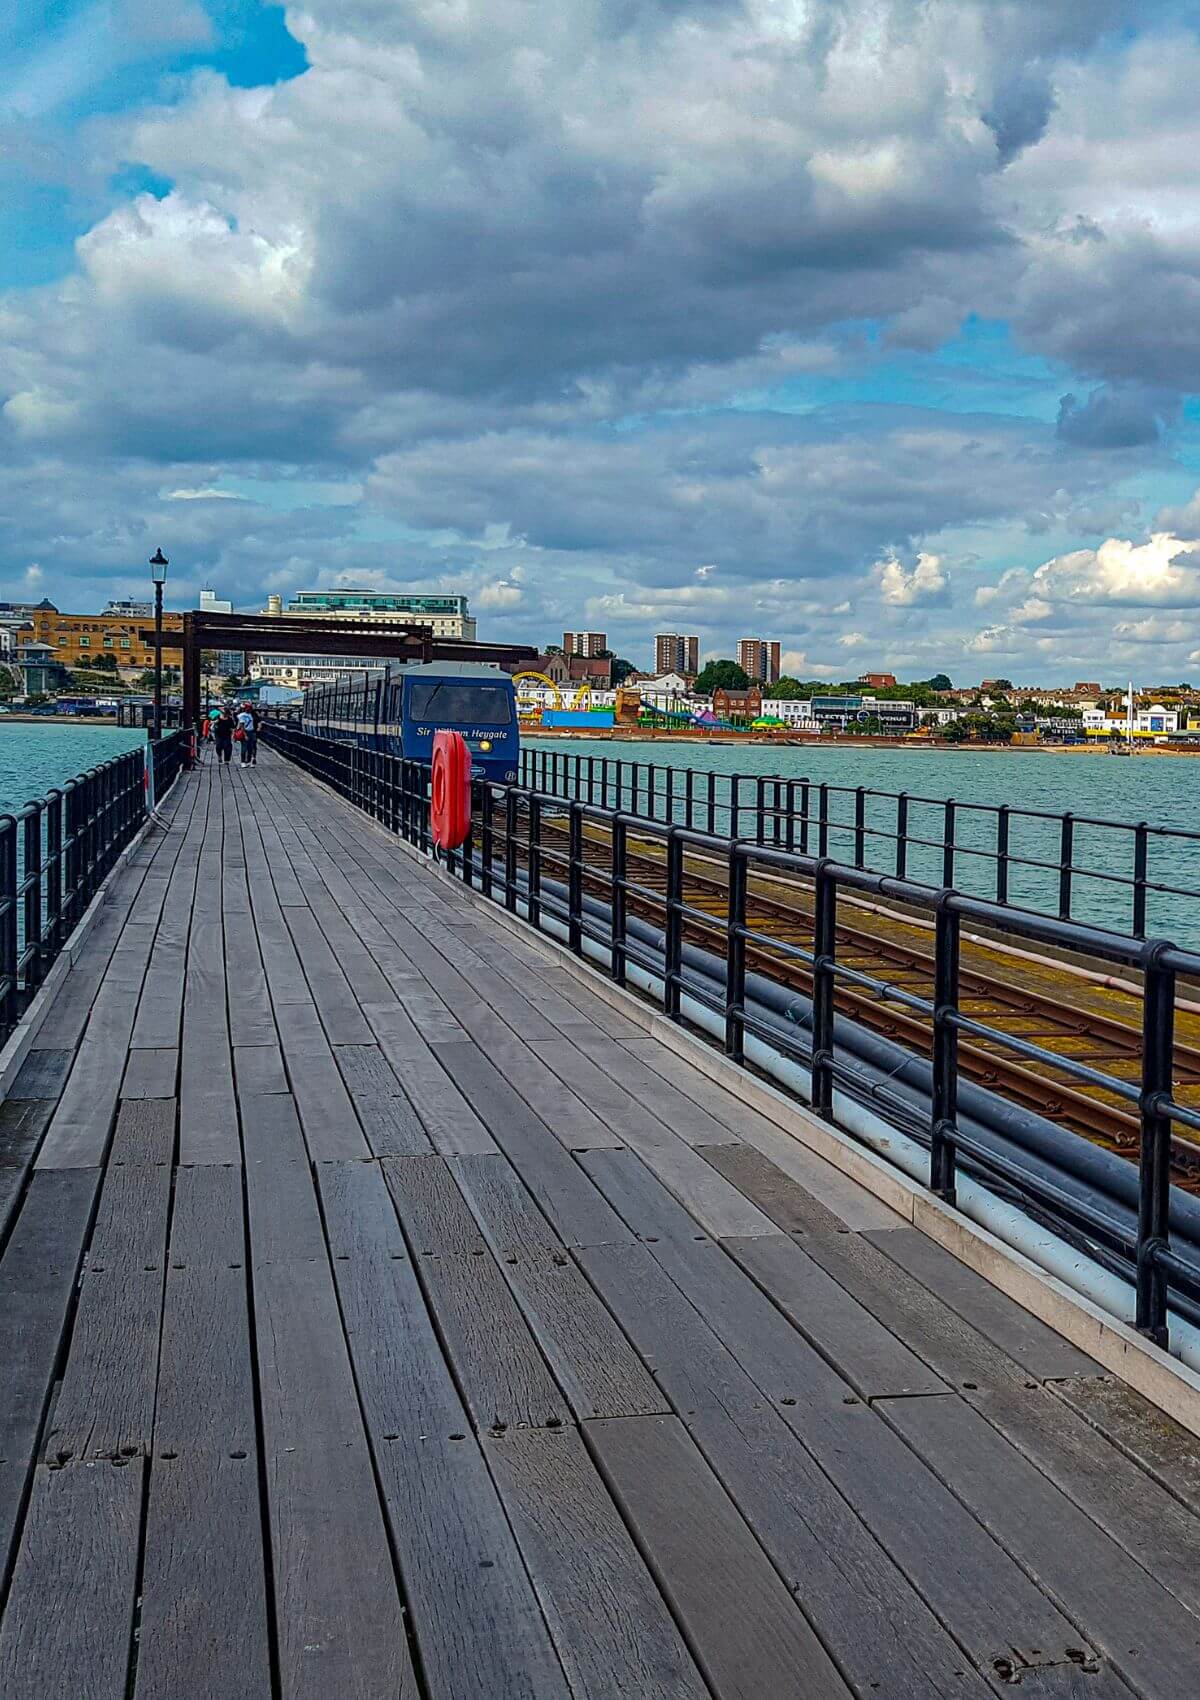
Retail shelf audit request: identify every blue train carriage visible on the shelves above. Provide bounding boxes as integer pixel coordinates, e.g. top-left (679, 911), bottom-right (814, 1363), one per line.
top-left (384, 661), bottom-right (519, 784)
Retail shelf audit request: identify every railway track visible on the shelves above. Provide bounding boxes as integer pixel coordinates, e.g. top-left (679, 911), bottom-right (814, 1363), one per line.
top-left (515, 813), bottom-right (1200, 1191)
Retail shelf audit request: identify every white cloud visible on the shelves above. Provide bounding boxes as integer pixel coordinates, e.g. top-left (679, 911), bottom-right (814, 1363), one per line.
top-left (165, 487), bottom-right (244, 501)
top-left (476, 579), bottom-right (523, 609)
top-left (875, 550), bottom-right (948, 605)
top-left (1031, 533), bottom-right (1200, 606)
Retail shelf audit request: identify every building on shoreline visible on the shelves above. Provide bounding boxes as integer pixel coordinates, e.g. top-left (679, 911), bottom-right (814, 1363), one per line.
top-left (738, 638), bottom-right (781, 684)
top-left (29, 608), bottom-right (183, 671)
top-left (655, 633), bottom-right (699, 676)
top-left (563, 631), bottom-right (607, 657)
top-left (271, 589), bottom-right (476, 641)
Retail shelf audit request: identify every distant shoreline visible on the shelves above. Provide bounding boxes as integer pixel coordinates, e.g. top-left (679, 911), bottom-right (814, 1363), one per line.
top-left (524, 729), bottom-right (1200, 757)
top-left (0, 714), bottom-right (136, 727)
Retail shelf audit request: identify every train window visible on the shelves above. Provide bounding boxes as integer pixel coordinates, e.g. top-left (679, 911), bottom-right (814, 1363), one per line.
top-left (406, 682), bottom-right (512, 725)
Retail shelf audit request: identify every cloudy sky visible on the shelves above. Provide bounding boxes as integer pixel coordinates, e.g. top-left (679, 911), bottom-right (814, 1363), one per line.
top-left (5, 1), bottom-right (1200, 682)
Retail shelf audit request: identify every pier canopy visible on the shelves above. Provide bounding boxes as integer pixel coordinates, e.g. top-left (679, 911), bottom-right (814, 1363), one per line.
top-left (138, 608), bottom-right (537, 723)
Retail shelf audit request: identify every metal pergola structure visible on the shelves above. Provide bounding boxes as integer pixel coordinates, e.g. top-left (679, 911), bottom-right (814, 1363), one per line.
top-left (139, 610), bottom-right (538, 727)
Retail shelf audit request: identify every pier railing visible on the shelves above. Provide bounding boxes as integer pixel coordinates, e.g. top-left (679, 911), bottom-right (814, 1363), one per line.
top-left (265, 721), bottom-right (1200, 1352)
top-left (0, 728), bottom-right (188, 1046)
top-left (518, 747), bottom-right (1200, 943)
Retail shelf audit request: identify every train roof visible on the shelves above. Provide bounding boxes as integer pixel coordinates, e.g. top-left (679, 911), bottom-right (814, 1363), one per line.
top-left (397, 661), bottom-right (511, 680)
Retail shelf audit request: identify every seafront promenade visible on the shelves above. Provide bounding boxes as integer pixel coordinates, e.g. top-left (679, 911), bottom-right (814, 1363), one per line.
top-left (1, 748), bottom-right (1199, 1697)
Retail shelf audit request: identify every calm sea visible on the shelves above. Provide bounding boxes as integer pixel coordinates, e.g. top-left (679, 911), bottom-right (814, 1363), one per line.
top-left (532, 736), bottom-right (1200, 944)
top-left (0, 722), bottom-right (147, 818)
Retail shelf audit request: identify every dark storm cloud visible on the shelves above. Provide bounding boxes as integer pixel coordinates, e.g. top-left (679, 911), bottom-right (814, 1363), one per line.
top-left (1056, 384), bottom-right (1179, 449)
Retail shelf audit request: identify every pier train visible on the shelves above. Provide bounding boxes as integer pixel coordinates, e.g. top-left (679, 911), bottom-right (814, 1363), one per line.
top-left (301, 660), bottom-right (520, 785)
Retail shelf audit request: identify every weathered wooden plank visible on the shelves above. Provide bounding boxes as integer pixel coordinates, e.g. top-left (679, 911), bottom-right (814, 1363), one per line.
top-left (413, 1048), bottom-right (630, 1247)
top-left (580, 1145), bottom-right (726, 1240)
top-left (154, 1264), bottom-right (256, 1456)
top-left (120, 1046), bottom-right (178, 1101)
top-left (313, 1161), bottom-right (408, 1262)
top-left (355, 1092), bottom-right (433, 1156)
top-left (579, 1238), bottom-right (1113, 1693)
top-left (36, 1037), bottom-right (122, 1168)
top-left (963, 1382), bottom-right (1200, 1622)
top-left (589, 1414), bottom-right (853, 1700)
top-left (404, 1252), bottom-right (570, 1431)
top-left (449, 1151), bottom-right (567, 1254)
top-left (233, 1044), bottom-right (289, 1095)
top-left (238, 1089), bottom-right (308, 1165)
top-left (283, 908), bottom-right (374, 1045)
top-left (487, 1427), bottom-right (710, 1700)
top-left (801, 1228), bottom-right (1070, 1390)
top-left (0, 1102), bottom-right (53, 1237)
top-left (864, 1226), bottom-right (1101, 1383)
top-left (578, 1036), bottom-right (741, 1146)
top-left (246, 1160), bottom-right (327, 1265)
top-left (134, 1455), bottom-right (271, 1700)
top-left (0, 1168), bottom-right (101, 1577)
top-left (326, 1208), bottom-right (574, 1700)
top-left (383, 1154), bottom-right (488, 1255)
top-left (180, 865), bottom-right (240, 1164)
top-left (48, 1161), bottom-right (173, 1460)
top-left (454, 1008), bottom-right (620, 1149)
top-left (107, 1097), bottom-right (175, 1166)
top-left (169, 1164), bottom-right (245, 1268)
top-left (332, 1042), bottom-right (404, 1097)
top-left (6, 1049), bottom-right (72, 1102)
top-left (725, 1233), bottom-right (949, 1399)
top-left (274, 1003), bottom-right (369, 1160)
top-left (882, 1392), bottom-right (1200, 1699)
top-left (1052, 1376), bottom-right (1200, 1519)
top-left (529, 1040), bottom-right (671, 1148)
top-left (0, 1459), bottom-right (142, 1700)
top-left (700, 1140), bottom-right (852, 1236)
top-left (395, 1043), bottom-right (497, 1155)
top-left (251, 1257), bottom-right (413, 1698)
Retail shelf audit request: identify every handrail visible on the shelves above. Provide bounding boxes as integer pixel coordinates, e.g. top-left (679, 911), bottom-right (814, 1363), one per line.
top-left (0, 728), bottom-right (189, 1046)
top-left (515, 747), bottom-right (1200, 943)
top-left (262, 720), bottom-right (1200, 1352)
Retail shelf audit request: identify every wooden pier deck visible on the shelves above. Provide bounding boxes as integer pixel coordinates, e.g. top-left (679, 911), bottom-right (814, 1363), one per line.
top-left (1, 748), bottom-right (1199, 1698)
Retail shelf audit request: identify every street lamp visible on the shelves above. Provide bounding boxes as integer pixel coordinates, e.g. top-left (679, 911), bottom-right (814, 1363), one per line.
top-left (149, 549), bottom-right (168, 740)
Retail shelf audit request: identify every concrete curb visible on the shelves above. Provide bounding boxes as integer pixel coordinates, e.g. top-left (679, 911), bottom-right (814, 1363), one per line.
top-left (409, 842), bottom-right (1200, 1438)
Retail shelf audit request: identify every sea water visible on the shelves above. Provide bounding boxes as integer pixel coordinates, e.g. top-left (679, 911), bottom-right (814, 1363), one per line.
top-left (531, 735), bottom-right (1200, 944)
top-left (0, 722), bottom-right (147, 818)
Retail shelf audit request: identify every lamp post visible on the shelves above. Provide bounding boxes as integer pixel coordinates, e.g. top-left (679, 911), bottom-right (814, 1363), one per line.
top-left (149, 549), bottom-right (168, 740)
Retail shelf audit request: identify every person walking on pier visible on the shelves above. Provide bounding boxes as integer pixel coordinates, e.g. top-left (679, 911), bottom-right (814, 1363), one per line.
top-left (237, 703), bottom-right (257, 765)
top-left (213, 704), bottom-right (235, 765)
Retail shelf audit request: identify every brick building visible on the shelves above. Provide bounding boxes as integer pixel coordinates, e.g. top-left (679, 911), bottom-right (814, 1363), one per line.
top-left (737, 639), bottom-right (781, 684)
top-left (655, 633), bottom-right (699, 676)
top-left (30, 610), bottom-right (184, 672)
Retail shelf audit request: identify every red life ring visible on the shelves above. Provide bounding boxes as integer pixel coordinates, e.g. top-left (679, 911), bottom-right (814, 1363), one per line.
top-left (431, 729), bottom-right (472, 848)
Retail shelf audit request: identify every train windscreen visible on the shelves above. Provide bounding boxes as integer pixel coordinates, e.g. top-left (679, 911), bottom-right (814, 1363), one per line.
top-left (406, 681), bottom-right (512, 726)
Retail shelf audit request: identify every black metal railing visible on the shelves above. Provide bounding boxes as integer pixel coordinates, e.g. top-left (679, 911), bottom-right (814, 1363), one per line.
top-left (517, 747), bottom-right (1200, 944)
top-left (263, 721), bottom-right (1200, 1351)
top-left (0, 729), bottom-right (188, 1047)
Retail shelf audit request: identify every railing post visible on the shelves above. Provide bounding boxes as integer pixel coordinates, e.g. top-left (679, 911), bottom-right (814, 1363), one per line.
top-left (942, 799), bottom-right (956, 889)
top-left (1058, 812), bottom-right (1074, 921)
top-left (568, 801), bottom-right (583, 955)
top-left (854, 787), bottom-right (866, 868)
top-left (818, 782), bottom-right (829, 858)
top-left (730, 775), bottom-right (741, 840)
top-left (0, 819), bottom-right (15, 1041)
top-left (895, 793), bottom-right (908, 879)
top-left (504, 789), bottom-right (518, 912)
top-left (799, 780), bottom-right (810, 856)
top-left (707, 772), bottom-right (716, 835)
top-left (1136, 942), bottom-right (1175, 1348)
top-left (930, 895), bottom-right (961, 1204)
top-left (811, 860), bottom-right (836, 1118)
top-left (725, 841), bottom-right (747, 1061)
top-left (996, 806), bottom-right (1010, 906)
top-left (45, 789), bottom-right (62, 955)
top-left (785, 780), bottom-right (796, 853)
top-left (1132, 823), bottom-right (1148, 938)
top-left (527, 795), bottom-right (541, 928)
top-left (664, 827), bottom-right (683, 1021)
top-left (481, 786), bottom-right (494, 900)
top-left (685, 768), bottom-right (694, 832)
top-left (611, 815), bottom-right (628, 987)
top-left (755, 777), bottom-right (766, 847)
top-left (23, 804), bottom-right (43, 997)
